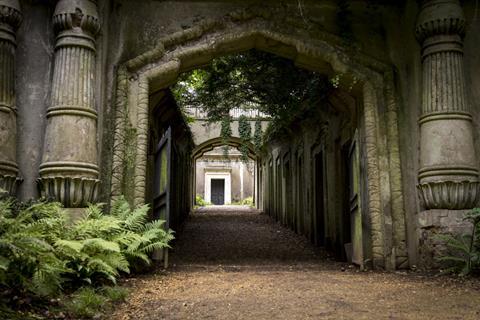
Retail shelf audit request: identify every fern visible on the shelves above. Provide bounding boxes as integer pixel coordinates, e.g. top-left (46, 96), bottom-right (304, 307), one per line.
top-left (123, 204), bottom-right (149, 232)
top-left (82, 238), bottom-right (121, 253)
top-left (436, 208), bottom-right (480, 276)
top-left (0, 195), bottom-right (175, 307)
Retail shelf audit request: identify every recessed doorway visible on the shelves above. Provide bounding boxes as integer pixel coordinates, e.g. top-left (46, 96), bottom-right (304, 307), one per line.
top-left (211, 179), bottom-right (225, 205)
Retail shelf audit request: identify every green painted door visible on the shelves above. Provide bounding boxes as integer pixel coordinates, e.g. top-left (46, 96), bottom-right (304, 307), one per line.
top-left (348, 131), bottom-right (363, 267)
top-left (153, 127), bottom-right (172, 267)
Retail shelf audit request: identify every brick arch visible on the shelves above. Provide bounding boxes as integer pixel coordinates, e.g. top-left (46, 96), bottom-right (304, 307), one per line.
top-left (110, 11), bottom-right (407, 269)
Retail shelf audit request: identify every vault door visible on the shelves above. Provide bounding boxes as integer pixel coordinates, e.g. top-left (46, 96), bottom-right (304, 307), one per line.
top-left (211, 179), bottom-right (225, 205)
top-left (153, 127), bottom-right (172, 267)
top-left (348, 131), bottom-right (363, 267)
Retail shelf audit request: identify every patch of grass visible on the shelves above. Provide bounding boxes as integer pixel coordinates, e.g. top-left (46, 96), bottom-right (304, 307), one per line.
top-left (101, 286), bottom-right (129, 302)
top-left (64, 287), bottom-right (107, 319)
top-left (63, 286), bottom-right (129, 319)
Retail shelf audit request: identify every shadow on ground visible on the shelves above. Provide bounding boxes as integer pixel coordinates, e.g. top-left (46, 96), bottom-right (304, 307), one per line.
top-left (170, 205), bottom-right (332, 268)
top-left (112, 206), bottom-right (480, 320)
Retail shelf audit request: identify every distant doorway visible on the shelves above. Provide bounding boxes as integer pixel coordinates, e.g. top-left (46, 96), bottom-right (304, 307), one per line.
top-left (204, 171), bottom-right (232, 204)
top-left (211, 179), bottom-right (225, 205)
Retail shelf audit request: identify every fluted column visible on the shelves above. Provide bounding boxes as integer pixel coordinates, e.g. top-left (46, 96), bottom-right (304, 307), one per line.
top-left (0, 1), bottom-right (22, 195)
top-left (415, 0), bottom-right (480, 209)
top-left (38, 0), bottom-right (100, 207)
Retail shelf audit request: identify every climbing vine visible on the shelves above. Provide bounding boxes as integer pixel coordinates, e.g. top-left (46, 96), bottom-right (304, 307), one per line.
top-left (253, 121), bottom-right (263, 153)
top-left (220, 116), bottom-right (232, 158)
top-left (238, 115), bottom-right (252, 162)
top-left (172, 49), bottom-right (334, 153)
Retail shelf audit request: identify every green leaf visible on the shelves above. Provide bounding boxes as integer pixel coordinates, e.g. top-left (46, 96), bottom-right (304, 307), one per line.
top-left (0, 256), bottom-right (10, 270)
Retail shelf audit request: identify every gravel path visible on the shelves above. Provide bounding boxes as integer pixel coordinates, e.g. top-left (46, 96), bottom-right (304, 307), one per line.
top-left (112, 206), bottom-right (480, 320)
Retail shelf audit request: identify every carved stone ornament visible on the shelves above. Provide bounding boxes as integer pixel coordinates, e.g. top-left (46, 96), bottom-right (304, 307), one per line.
top-left (38, 0), bottom-right (100, 207)
top-left (53, 0), bottom-right (100, 35)
top-left (418, 180), bottom-right (480, 210)
top-left (0, 0), bottom-right (22, 41)
top-left (415, 0), bottom-right (465, 43)
top-left (415, 0), bottom-right (480, 209)
top-left (0, 0), bottom-right (22, 195)
top-left (39, 176), bottom-right (98, 207)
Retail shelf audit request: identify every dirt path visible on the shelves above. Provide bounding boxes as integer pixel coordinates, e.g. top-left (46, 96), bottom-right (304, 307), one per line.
top-left (112, 206), bottom-right (480, 320)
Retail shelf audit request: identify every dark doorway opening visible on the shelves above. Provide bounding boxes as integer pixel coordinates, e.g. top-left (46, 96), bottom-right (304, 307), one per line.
top-left (314, 151), bottom-right (326, 247)
top-left (211, 179), bottom-right (225, 205)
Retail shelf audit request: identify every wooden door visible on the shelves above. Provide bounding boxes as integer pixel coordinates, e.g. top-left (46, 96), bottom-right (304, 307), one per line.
top-left (153, 127), bottom-right (172, 267)
top-left (348, 131), bottom-right (363, 267)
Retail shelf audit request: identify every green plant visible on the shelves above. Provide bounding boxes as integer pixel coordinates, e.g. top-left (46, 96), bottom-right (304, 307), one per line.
top-left (241, 197), bottom-right (254, 207)
top-left (195, 195), bottom-right (210, 207)
top-left (220, 116), bottom-right (232, 157)
top-left (437, 208), bottom-right (480, 276)
top-left (172, 49), bottom-right (332, 152)
top-left (64, 287), bottom-right (107, 318)
top-left (101, 286), bottom-right (129, 302)
top-left (0, 199), bottom-right (69, 297)
top-left (0, 196), bottom-right (173, 303)
top-left (253, 120), bottom-right (263, 152)
top-left (238, 115), bottom-right (252, 162)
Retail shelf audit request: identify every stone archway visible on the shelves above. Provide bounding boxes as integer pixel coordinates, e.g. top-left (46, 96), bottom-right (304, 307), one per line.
top-left (109, 10), bottom-right (406, 269)
top-left (192, 136), bottom-right (257, 207)
top-left (192, 137), bottom-right (256, 161)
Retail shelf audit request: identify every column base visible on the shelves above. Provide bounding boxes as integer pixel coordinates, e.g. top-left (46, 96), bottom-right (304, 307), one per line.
top-left (38, 176), bottom-right (99, 208)
top-left (417, 180), bottom-right (480, 210)
top-left (0, 174), bottom-right (22, 196)
top-left (417, 209), bottom-right (473, 269)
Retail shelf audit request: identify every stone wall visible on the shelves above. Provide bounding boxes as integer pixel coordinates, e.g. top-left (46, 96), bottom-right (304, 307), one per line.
top-left (5, 0), bottom-right (480, 269)
top-left (195, 148), bottom-right (255, 204)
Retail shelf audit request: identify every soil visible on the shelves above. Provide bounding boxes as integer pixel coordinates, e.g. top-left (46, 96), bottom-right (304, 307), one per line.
top-left (111, 206), bottom-right (480, 320)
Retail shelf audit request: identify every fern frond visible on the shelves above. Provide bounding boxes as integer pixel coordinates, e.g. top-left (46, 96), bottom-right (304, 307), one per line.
top-left (123, 205), bottom-right (149, 232)
top-left (110, 196), bottom-right (131, 220)
top-left (55, 239), bottom-right (84, 253)
top-left (82, 238), bottom-right (121, 253)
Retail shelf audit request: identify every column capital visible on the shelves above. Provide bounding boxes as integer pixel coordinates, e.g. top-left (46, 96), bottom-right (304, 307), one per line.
top-left (0, 0), bottom-right (22, 44)
top-left (415, 0), bottom-right (465, 44)
top-left (53, 0), bottom-right (100, 49)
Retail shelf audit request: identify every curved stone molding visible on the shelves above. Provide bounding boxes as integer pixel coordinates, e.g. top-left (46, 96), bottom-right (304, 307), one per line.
top-left (415, 0), bottom-right (465, 43)
top-left (416, 0), bottom-right (479, 209)
top-left (109, 10), bottom-right (411, 269)
top-left (38, 176), bottom-right (99, 207)
top-left (38, 0), bottom-right (99, 207)
top-left (0, 0), bottom-right (22, 44)
top-left (418, 181), bottom-right (480, 210)
top-left (0, 0), bottom-right (22, 195)
top-left (53, 0), bottom-right (100, 36)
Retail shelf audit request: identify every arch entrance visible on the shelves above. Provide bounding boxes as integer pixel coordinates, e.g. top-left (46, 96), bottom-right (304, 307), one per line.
top-left (110, 12), bottom-right (406, 270)
top-left (193, 138), bottom-right (257, 206)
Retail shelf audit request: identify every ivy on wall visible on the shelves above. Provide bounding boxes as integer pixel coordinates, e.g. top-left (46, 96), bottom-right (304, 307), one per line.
top-left (171, 50), bottom-right (333, 155)
top-left (220, 116), bottom-right (232, 158)
top-left (238, 115), bottom-right (252, 162)
top-left (253, 121), bottom-right (263, 153)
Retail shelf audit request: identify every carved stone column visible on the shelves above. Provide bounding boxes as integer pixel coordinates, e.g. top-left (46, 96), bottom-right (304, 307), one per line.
top-left (0, 0), bottom-right (22, 195)
top-left (416, 0), bottom-right (480, 209)
top-left (38, 0), bottom-right (100, 207)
